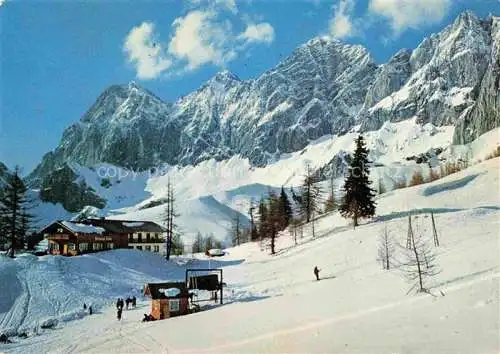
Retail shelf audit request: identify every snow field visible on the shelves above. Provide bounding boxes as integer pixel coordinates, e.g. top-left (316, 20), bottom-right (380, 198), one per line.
top-left (2, 156), bottom-right (499, 353)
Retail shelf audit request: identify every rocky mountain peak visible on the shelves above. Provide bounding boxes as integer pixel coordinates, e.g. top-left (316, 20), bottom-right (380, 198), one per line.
top-left (29, 11), bottom-right (499, 185)
top-left (211, 70), bottom-right (240, 83)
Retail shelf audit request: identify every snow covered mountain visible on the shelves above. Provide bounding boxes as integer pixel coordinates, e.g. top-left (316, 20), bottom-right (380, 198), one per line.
top-left (22, 12), bottom-right (500, 243)
top-left (361, 12), bottom-right (499, 140)
top-left (29, 12), bottom-right (499, 181)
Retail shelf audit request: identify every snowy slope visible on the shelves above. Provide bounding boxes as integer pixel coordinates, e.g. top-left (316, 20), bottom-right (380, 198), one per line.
top-left (0, 250), bottom-right (208, 337)
top-left (3, 157), bottom-right (499, 353)
top-left (108, 120), bottom-right (492, 238)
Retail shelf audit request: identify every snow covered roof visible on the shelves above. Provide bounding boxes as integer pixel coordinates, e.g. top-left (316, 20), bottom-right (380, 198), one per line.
top-left (208, 249), bottom-right (225, 256)
top-left (83, 218), bottom-right (165, 233)
top-left (144, 282), bottom-right (189, 299)
top-left (61, 221), bottom-right (105, 235)
top-left (122, 222), bottom-right (144, 227)
top-left (159, 288), bottom-right (181, 297)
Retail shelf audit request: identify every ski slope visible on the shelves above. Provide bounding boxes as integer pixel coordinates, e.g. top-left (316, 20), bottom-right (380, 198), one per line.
top-left (2, 157), bottom-right (499, 353)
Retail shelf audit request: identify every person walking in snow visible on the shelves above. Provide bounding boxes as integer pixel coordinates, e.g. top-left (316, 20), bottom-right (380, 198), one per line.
top-left (0, 333), bottom-right (12, 344)
top-left (83, 303), bottom-right (87, 310)
top-left (313, 266), bottom-right (321, 281)
top-left (117, 307), bottom-right (123, 321)
top-left (89, 305), bottom-right (93, 315)
top-left (132, 296), bottom-right (137, 308)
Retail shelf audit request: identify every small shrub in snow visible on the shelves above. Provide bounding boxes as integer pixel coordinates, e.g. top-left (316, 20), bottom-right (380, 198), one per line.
top-left (394, 179), bottom-right (407, 190)
top-left (409, 171), bottom-right (425, 186)
top-left (377, 226), bottom-right (395, 270)
top-left (428, 168), bottom-right (440, 182)
top-left (441, 162), bottom-right (462, 177)
top-left (400, 221), bottom-right (440, 293)
top-left (485, 146), bottom-right (500, 160)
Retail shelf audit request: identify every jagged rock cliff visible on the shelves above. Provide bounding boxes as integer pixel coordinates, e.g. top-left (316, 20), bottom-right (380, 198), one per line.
top-left (39, 164), bottom-right (106, 212)
top-left (453, 16), bottom-right (500, 144)
top-left (30, 12), bottom-right (499, 186)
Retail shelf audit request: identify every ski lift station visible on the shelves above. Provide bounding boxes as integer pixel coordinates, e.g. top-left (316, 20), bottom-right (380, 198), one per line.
top-left (144, 268), bottom-right (223, 320)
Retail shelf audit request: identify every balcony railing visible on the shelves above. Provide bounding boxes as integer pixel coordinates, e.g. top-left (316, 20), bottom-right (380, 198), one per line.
top-left (128, 238), bottom-right (164, 244)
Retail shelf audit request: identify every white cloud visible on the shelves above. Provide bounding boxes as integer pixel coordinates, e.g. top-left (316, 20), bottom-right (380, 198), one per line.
top-left (239, 22), bottom-right (275, 44)
top-left (369, 0), bottom-right (451, 32)
top-left (329, 0), bottom-right (359, 39)
top-left (168, 10), bottom-right (236, 71)
top-left (123, 5), bottom-right (275, 79)
top-left (188, 0), bottom-right (238, 14)
top-left (123, 22), bottom-right (172, 80)
top-left (216, 0), bottom-right (238, 13)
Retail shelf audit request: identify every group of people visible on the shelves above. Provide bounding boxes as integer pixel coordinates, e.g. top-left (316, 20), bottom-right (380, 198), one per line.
top-left (142, 313), bottom-right (156, 322)
top-left (116, 296), bottom-right (137, 320)
top-left (0, 333), bottom-right (11, 344)
top-left (83, 303), bottom-right (93, 315)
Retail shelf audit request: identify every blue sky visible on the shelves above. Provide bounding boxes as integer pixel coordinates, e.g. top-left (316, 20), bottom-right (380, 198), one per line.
top-left (0, 0), bottom-right (498, 173)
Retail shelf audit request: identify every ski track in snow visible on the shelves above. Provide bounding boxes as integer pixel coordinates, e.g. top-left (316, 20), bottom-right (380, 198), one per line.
top-left (176, 271), bottom-right (500, 354)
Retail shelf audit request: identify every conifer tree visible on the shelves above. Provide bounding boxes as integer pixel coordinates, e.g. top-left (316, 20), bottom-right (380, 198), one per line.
top-left (324, 173), bottom-right (337, 213)
top-left (204, 233), bottom-right (215, 251)
top-left (171, 231), bottom-right (184, 255)
top-left (248, 199), bottom-right (258, 241)
top-left (278, 186), bottom-right (293, 229)
top-left (339, 134), bottom-right (376, 227)
top-left (0, 167), bottom-right (32, 257)
top-left (257, 196), bottom-right (268, 240)
top-left (232, 214), bottom-right (241, 246)
top-left (192, 232), bottom-right (204, 253)
top-left (299, 165), bottom-right (322, 223)
top-left (266, 190), bottom-right (281, 255)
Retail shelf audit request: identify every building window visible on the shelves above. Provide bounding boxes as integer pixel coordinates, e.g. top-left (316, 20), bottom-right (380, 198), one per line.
top-left (68, 243), bottom-right (76, 251)
top-left (169, 299), bottom-right (180, 312)
top-left (136, 245), bottom-right (142, 250)
top-left (145, 245), bottom-right (151, 251)
top-left (79, 243), bottom-right (88, 252)
top-left (154, 246), bottom-right (159, 253)
top-left (138, 233), bottom-right (142, 242)
top-left (57, 228), bottom-right (64, 233)
top-left (155, 233), bottom-right (159, 239)
top-left (146, 233), bottom-right (151, 241)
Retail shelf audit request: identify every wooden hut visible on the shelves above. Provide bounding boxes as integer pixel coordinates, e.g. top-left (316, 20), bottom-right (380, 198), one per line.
top-left (143, 282), bottom-right (190, 320)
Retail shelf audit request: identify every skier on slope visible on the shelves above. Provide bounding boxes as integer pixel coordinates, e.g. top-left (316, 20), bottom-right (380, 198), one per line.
top-left (313, 266), bottom-right (321, 281)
